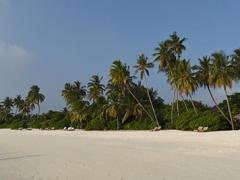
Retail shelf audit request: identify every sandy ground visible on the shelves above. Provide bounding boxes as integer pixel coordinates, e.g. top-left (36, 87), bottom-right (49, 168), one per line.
top-left (0, 129), bottom-right (240, 180)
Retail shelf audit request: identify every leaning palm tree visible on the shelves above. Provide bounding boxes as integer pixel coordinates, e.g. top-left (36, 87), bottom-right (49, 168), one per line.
top-left (109, 60), bottom-right (158, 127)
top-left (134, 54), bottom-right (159, 125)
top-left (194, 56), bottom-right (230, 123)
top-left (211, 51), bottom-right (235, 129)
top-left (174, 59), bottom-right (198, 114)
top-left (87, 75), bottom-right (105, 103)
top-left (27, 85), bottom-right (45, 115)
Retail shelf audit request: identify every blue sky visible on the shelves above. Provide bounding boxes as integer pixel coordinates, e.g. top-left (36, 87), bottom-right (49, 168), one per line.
top-left (0, 0), bottom-right (240, 112)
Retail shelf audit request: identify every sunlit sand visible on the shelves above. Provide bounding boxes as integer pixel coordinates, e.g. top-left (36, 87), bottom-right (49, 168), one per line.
top-left (0, 129), bottom-right (239, 180)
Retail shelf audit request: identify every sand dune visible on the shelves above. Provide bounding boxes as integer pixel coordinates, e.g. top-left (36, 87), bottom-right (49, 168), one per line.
top-left (0, 129), bottom-right (240, 180)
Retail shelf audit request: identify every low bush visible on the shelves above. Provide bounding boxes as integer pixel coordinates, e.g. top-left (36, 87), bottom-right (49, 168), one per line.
top-left (123, 120), bottom-right (155, 130)
top-left (85, 117), bottom-right (105, 130)
top-left (175, 110), bottom-right (230, 131)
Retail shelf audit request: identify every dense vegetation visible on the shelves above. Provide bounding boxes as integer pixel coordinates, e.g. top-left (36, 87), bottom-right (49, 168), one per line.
top-left (0, 32), bottom-right (240, 131)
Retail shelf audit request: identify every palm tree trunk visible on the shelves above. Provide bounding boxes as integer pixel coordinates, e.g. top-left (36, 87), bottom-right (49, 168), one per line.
top-left (223, 85), bottom-right (234, 130)
top-left (206, 85), bottom-right (231, 124)
top-left (127, 86), bottom-right (159, 127)
top-left (180, 94), bottom-right (189, 112)
top-left (144, 75), bottom-right (159, 126)
top-left (171, 89), bottom-right (176, 124)
top-left (38, 103), bottom-right (40, 115)
top-left (176, 90), bottom-right (179, 116)
top-left (117, 116), bottom-right (119, 130)
top-left (188, 94), bottom-right (197, 114)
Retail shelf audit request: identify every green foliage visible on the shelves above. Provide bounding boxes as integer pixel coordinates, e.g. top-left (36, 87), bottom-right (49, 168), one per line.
top-left (106, 119), bottom-right (118, 130)
top-left (219, 92), bottom-right (240, 116)
top-left (175, 110), bottom-right (230, 131)
top-left (123, 120), bottom-right (155, 130)
top-left (85, 117), bottom-right (105, 130)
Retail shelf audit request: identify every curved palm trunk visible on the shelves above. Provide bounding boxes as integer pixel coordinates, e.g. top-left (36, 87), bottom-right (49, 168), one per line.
top-left (206, 85), bottom-right (231, 124)
top-left (223, 85), bottom-right (234, 130)
top-left (180, 94), bottom-right (189, 112)
top-left (171, 89), bottom-right (176, 124)
top-left (176, 90), bottom-right (180, 116)
top-left (188, 94), bottom-right (197, 114)
top-left (144, 75), bottom-right (159, 126)
top-left (127, 86), bottom-right (159, 127)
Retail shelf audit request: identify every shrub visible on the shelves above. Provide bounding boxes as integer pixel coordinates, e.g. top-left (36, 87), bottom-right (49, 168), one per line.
top-left (175, 110), bottom-right (230, 131)
top-left (123, 120), bottom-right (155, 130)
top-left (106, 119), bottom-right (118, 130)
top-left (85, 117), bottom-right (105, 130)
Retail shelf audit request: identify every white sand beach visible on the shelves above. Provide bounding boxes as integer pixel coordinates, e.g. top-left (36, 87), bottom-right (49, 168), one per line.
top-left (0, 129), bottom-right (240, 180)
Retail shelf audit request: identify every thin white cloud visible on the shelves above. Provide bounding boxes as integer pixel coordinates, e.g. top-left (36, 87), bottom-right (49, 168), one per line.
top-left (0, 42), bottom-right (32, 70)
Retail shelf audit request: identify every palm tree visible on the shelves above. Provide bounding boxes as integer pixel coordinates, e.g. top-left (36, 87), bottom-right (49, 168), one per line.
top-left (104, 101), bottom-right (120, 130)
top-left (173, 59), bottom-right (198, 114)
top-left (0, 97), bottom-right (13, 121)
top-left (62, 81), bottom-right (86, 108)
top-left (27, 85), bottom-right (45, 115)
top-left (166, 32), bottom-right (187, 115)
top-left (2, 97), bottom-right (13, 115)
top-left (154, 32), bottom-right (186, 123)
top-left (153, 41), bottom-right (176, 72)
top-left (109, 60), bottom-right (158, 126)
top-left (87, 75), bottom-right (105, 103)
top-left (194, 56), bottom-right (230, 123)
top-left (231, 48), bottom-right (240, 80)
top-left (154, 41), bottom-right (177, 122)
top-left (134, 54), bottom-right (159, 126)
top-left (166, 32), bottom-right (187, 59)
top-left (13, 95), bottom-right (24, 114)
top-left (19, 99), bottom-right (31, 120)
top-left (62, 81), bottom-right (88, 127)
top-left (211, 51), bottom-right (235, 129)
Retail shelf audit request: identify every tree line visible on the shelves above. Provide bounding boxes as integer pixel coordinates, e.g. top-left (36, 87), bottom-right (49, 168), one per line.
top-left (0, 32), bottom-right (239, 130)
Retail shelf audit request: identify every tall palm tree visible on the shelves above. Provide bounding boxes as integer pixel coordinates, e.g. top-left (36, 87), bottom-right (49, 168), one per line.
top-left (154, 32), bottom-right (186, 123)
top-left (109, 60), bottom-right (158, 126)
top-left (87, 75), bottom-right (105, 103)
top-left (153, 41), bottom-right (177, 122)
top-left (211, 51), bottom-right (235, 129)
top-left (27, 85), bottom-right (45, 114)
top-left (153, 41), bottom-right (176, 72)
top-left (194, 56), bottom-right (230, 123)
top-left (166, 32), bottom-right (187, 115)
top-left (134, 54), bottom-right (159, 126)
top-left (166, 31), bottom-right (187, 59)
top-left (173, 59), bottom-right (198, 114)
